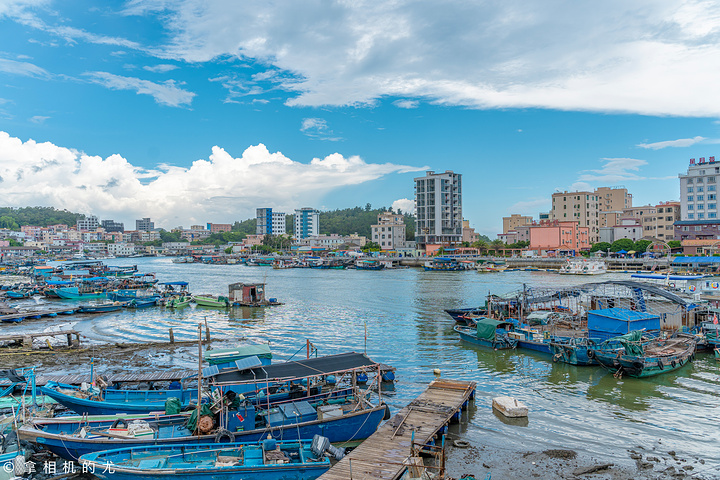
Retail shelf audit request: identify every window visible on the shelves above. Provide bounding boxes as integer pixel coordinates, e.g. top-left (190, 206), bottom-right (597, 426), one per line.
top-left (710, 204), bottom-right (717, 210)
top-left (688, 187), bottom-right (694, 193)
top-left (658, 208), bottom-right (663, 213)
top-left (688, 196), bottom-right (694, 202)
top-left (698, 177), bottom-right (704, 183)
top-left (683, 226), bottom-right (690, 231)
top-left (696, 226), bottom-right (703, 231)
top-left (667, 216), bottom-right (673, 221)
top-left (711, 213), bottom-right (718, 219)
top-left (698, 195), bottom-right (704, 201)
top-left (710, 194), bottom-right (717, 200)
top-left (688, 178), bottom-right (694, 184)
top-left (698, 186), bottom-right (704, 192)
top-left (688, 205), bottom-right (694, 210)
top-left (699, 213), bottom-right (705, 219)
top-left (709, 176), bottom-right (716, 183)
top-left (698, 204), bottom-right (704, 210)
top-left (710, 186), bottom-right (717, 192)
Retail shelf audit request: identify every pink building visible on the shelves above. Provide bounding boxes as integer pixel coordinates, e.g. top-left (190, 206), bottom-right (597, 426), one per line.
top-left (529, 221), bottom-right (590, 252)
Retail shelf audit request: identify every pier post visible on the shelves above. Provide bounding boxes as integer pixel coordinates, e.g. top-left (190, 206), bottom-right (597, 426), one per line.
top-left (169, 328), bottom-right (175, 343)
top-left (66, 333), bottom-right (72, 346)
top-left (204, 318), bottom-right (211, 343)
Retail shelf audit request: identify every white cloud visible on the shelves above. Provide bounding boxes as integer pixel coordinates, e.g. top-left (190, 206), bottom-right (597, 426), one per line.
top-left (637, 136), bottom-right (706, 149)
top-left (393, 99), bottom-right (419, 109)
top-left (114, 0), bottom-right (720, 116)
top-left (144, 64), bottom-right (179, 73)
top-left (0, 131), bottom-right (424, 226)
top-left (300, 118), bottom-right (342, 141)
top-left (508, 198), bottom-right (550, 215)
top-left (0, 57), bottom-right (49, 78)
top-left (84, 72), bottom-right (196, 107)
top-left (29, 115), bottom-right (49, 124)
top-left (577, 158), bottom-right (647, 183)
top-left (392, 198), bottom-right (415, 214)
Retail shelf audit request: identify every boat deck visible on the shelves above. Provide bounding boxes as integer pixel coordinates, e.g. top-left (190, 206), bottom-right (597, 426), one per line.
top-left (317, 378), bottom-right (476, 480)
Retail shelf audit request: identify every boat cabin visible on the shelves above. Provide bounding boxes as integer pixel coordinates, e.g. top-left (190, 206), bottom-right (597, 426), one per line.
top-left (229, 282), bottom-right (267, 305)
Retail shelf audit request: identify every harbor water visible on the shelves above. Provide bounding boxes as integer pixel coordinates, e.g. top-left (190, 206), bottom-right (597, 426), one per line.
top-left (5, 257), bottom-right (720, 476)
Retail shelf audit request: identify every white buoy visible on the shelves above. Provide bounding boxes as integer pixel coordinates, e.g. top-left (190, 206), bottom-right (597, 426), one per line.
top-left (433, 368), bottom-right (441, 376)
top-left (492, 396), bottom-right (528, 418)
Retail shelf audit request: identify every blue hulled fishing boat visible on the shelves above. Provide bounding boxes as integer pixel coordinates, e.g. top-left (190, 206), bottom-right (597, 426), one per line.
top-left (77, 438), bottom-right (332, 480)
top-left (454, 318), bottom-right (517, 349)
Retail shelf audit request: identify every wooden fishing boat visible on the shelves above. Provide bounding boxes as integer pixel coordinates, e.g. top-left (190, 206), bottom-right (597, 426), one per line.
top-left (165, 295), bottom-right (192, 308)
top-left (192, 295), bottom-right (229, 308)
top-left (424, 257), bottom-right (469, 271)
top-left (5, 289), bottom-right (36, 299)
top-left (549, 337), bottom-right (598, 366)
top-left (445, 307), bottom-right (486, 323)
top-left (78, 301), bottom-right (126, 313)
top-left (588, 331), bottom-right (697, 378)
top-left (55, 286), bottom-right (108, 300)
top-left (77, 439), bottom-right (332, 480)
top-left (454, 318), bottom-right (518, 350)
top-left (126, 298), bottom-right (159, 309)
top-left (355, 260), bottom-right (384, 270)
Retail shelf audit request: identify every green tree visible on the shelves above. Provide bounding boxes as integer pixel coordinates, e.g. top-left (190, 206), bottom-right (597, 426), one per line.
top-left (667, 240), bottom-right (681, 249)
top-left (160, 230), bottom-right (186, 243)
top-left (0, 216), bottom-right (19, 230)
top-left (633, 239), bottom-right (652, 253)
top-left (610, 238), bottom-right (634, 252)
top-left (224, 246), bottom-right (233, 254)
top-left (361, 241), bottom-right (381, 252)
top-left (8, 239), bottom-right (23, 247)
top-left (590, 242), bottom-right (612, 253)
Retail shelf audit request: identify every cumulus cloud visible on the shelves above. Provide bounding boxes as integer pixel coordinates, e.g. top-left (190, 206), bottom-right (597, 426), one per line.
top-left (300, 118), bottom-right (342, 141)
top-left (144, 64), bottom-right (179, 73)
top-left (84, 72), bottom-right (196, 107)
top-left (0, 131), bottom-right (424, 226)
top-left (113, 0), bottom-right (720, 116)
top-left (392, 198), bottom-right (415, 214)
top-left (393, 99), bottom-right (419, 109)
top-left (637, 136), bottom-right (706, 149)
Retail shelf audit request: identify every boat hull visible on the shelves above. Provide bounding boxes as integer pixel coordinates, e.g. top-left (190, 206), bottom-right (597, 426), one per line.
top-left (454, 325), bottom-right (516, 350)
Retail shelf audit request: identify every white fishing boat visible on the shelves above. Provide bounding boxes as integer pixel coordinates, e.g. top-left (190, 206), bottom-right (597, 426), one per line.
top-left (559, 259), bottom-right (607, 275)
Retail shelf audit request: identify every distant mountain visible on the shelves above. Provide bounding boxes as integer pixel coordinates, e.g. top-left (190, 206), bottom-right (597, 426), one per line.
top-left (0, 207), bottom-right (85, 229)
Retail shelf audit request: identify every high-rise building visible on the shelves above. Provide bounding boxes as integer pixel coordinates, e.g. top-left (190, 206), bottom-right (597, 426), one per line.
top-left (77, 215), bottom-right (99, 231)
top-left (551, 191), bottom-right (600, 243)
top-left (679, 156), bottom-right (719, 221)
top-left (294, 208), bottom-right (319, 240)
top-left (414, 170), bottom-right (462, 248)
top-left (502, 214), bottom-right (533, 234)
top-left (136, 218), bottom-right (154, 232)
top-left (100, 220), bottom-right (124, 232)
top-left (256, 208), bottom-right (286, 236)
top-left (371, 212), bottom-right (406, 250)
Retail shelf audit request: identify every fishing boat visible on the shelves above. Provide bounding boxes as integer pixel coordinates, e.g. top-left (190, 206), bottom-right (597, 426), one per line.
top-left (549, 337), bottom-right (597, 366)
top-left (126, 298), bottom-right (159, 309)
top-left (476, 261), bottom-right (507, 273)
top-left (77, 438), bottom-right (333, 480)
top-left (78, 301), bottom-right (126, 313)
top-left (588, 331), bottom-right (697, 378)
top-left (445, 307), bottom-right (486, 323)
top-left (559, 259), bottom-right (607, 275)
top-left (454, 318), bottom-right (518, 349)
top-left (5, 289), bottom-right (36, 299)
top-left (355, 259), bottom-right (384, 270)
top-left (165, 295), bottom-right (192, 308)
top-left (55, 284), bottom-right (109, 300)
top-left (24, 353), bottom-right (390, 460)
top-left (424, 257), bottom-right (469, 271)
top-left (192, 295), bottom-right (230, 308)
top-left (228, 283), bottom-right (282, 307)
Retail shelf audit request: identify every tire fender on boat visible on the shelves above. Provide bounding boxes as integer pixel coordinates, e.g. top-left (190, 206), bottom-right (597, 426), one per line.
top-left (453, 440), bottom-right (470, 449)
top-left (214, 429), bottom-right (235, 443)
top-left (383, 404), bottom-right (391, 420)
top-left (111, 418), bottom-right (128, 429)
top-left (552, 353), bottom-right (562, 363)
top-left (657, 360), bottom-right (664, 370)
top-left (671, 360), bottom-right (677, 368)
top-left (587, 349), bottom-right (595, 359)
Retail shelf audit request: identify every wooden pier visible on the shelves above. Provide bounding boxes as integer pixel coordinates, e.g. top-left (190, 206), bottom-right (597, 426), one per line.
top-left (0, 329), bottom-right (81, 349)
top-left (0, 307), bottom-right (78, 323)
top-left (318, 378), bottom-right (476, 480)
top-left (0, 368), bottom-right (194, 388)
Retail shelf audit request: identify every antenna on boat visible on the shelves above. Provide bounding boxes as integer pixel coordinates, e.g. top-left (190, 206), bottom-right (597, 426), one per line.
top-left (197, 323), bottom-right (202, 437)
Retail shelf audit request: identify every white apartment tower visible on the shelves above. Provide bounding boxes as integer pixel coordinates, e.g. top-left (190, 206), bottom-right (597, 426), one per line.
top-left (77, 215), bottom-right (99, 231)
top-left (414, 170), bottom-right (462, 247)
top-left (256, 208), bottom-right (286, 235)
top-left (679, 156), bottom-right (719, 221)
top-left (371, 212), bottom-right (406, 250)
top-left (294, 207), bottom-right (320, 240)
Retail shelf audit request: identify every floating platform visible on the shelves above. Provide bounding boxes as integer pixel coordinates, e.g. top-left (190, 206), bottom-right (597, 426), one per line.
top-left (317, 378), bottom-right (476, 480)
top-left (0, 307), bottom-right (78, 323)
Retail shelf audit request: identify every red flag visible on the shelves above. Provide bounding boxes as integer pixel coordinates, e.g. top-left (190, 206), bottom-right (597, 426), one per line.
top-left (713, 314), bottom-right (718, 325)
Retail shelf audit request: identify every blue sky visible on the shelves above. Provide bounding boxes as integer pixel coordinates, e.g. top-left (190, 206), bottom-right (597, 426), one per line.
top-left (1, 1), bottom-right (719, 235)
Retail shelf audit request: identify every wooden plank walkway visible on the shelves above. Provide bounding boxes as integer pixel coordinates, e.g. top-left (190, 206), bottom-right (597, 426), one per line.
top-left (0, 369), bottom-right (195, 388)
top-left (0, 307), bottom-right (78, 322)
top-left (318, 378), bottom-right (476, 480)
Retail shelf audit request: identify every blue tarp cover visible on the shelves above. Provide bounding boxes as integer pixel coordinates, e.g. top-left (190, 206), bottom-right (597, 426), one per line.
top-left (588, 308), bottom-right (660, 342)
top-left (673, 256), bottom-right (720, 264)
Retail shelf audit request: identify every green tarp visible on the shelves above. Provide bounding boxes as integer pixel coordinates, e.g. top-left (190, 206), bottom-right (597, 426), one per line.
top-left (608, 330), bottom-right (645, 356)
top-left (185, 403), bottom-right (213, 433)
top-left (475, 318), bottom-right (510, 341)
top-left (165, 397), bottom-right (181, 415)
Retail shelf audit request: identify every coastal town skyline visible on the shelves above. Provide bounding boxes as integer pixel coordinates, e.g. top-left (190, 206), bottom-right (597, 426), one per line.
top-left (2, 1), bottom-right (720, 234)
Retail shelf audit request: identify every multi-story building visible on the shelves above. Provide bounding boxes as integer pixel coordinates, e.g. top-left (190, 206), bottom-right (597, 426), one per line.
top-left (674, 220), bottom-right (720, 241)
top-left (296, 234), bottom-right (368, 249)
top-left (679, 156), bottom-right (720, 221)
top-left (294, 207), bottom-right (319, 240)
top-left (655, 201), bottom-right (680, 242)
top-left (256, 208), bottom-right (287, 236)
top-left (596, 186), bottom-right (632, 217)
top-left (207, 223), bottom-right (232, 233)
top-left (598, 218), bottom-right (643, 244)
top-left (101, 220), bottom-right (124, 232)
top-left (136, 218), bottom-right (154, 232)
top-left (371, 212), bottom-right (406, 250)
top-left (461, 219), bottom-right (480, 244)
top-left (414, 170), bottom-right (462, 248)
top-left (502, 214), bottom-right (533, 234)
top-left (107, 242), bottom-right (135, 257)
top-left (528, 220), bottom-right (590, 253)
top-left (77, 215), bottom-right (99, 231)
top-left (551, 191), bottom-right (600, 243)
top-left (622, 205), bottom-right (658, 239)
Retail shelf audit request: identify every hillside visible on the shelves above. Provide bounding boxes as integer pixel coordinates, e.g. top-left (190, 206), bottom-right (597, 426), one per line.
top-left (0, 207), bottom-right (84, 229)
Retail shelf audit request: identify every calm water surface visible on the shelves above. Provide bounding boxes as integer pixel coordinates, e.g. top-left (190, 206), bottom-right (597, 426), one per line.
top-left (6, 258), bottom-right (720, 475)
